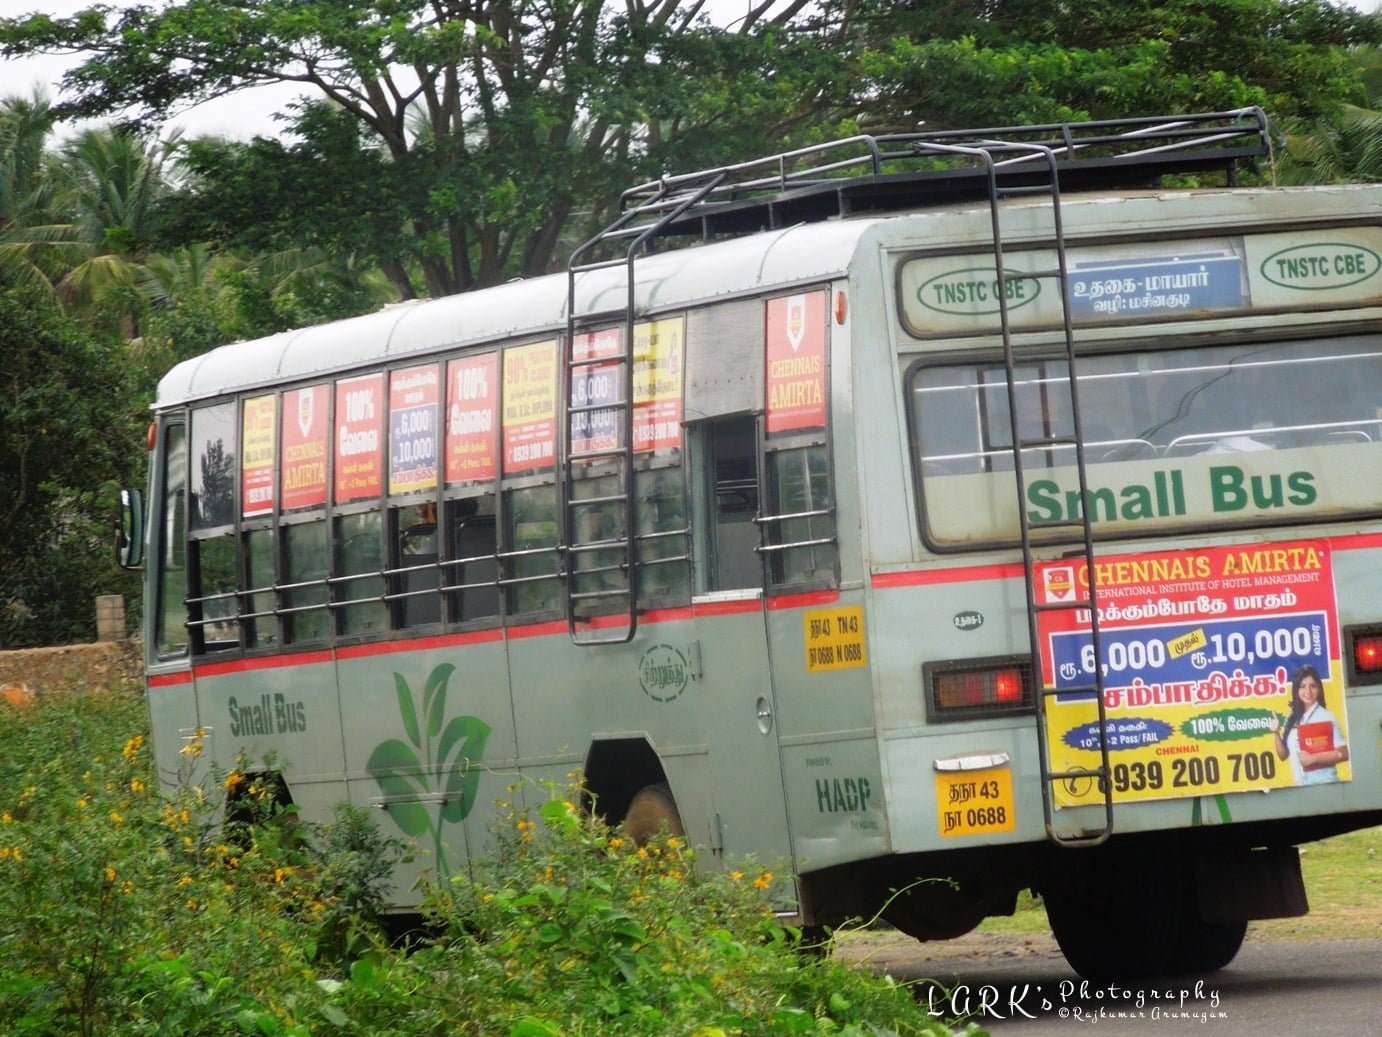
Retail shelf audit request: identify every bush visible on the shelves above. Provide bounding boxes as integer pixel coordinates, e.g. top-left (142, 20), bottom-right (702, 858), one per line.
top-left (0, 689), bottom-right (978, 1036)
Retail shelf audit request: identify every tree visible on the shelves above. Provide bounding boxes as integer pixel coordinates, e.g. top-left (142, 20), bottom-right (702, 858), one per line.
top-left (2, 1), bottom-right (827, 298)
top-left (0, 286), bottom-right (143, 647)
top-left (0, 94), bottom-right (83, 296)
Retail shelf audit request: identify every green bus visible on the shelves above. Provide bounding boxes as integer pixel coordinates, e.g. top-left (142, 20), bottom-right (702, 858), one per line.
top-left (125, 110), bottom-right (1382, 980)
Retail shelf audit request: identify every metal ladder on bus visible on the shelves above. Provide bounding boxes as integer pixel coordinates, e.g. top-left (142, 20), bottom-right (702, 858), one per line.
top-left (920, 139), bottom-right (1115, 845)
top-left (562, 174), bottom-right (727, 645)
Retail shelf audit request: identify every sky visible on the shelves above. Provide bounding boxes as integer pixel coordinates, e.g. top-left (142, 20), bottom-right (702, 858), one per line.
top-left (1, 0), bottom-right (1379, 142)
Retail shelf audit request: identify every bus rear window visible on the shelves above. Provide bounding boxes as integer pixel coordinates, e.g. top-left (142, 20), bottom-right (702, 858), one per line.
top-left (910, 336), bottom-right (1382, 548)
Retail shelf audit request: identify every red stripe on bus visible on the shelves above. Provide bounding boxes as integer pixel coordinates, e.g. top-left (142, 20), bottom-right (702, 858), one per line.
top-left (507, 620), bottom-right (569, 640)
top-left (147, 671), bottom-right (193, 687)
top-left (871, 563), bottom-right (1024, 589)
top-left (692, 598), bottom-right (763, 618)
top-left (336, 628), bottom-right (504, 659)
top-left (767, 590), bottom-right (842, 610)
top-left (195, 649), bottom-right (334, 677)
top-left (1334, 532), bottom-right (1382, 551)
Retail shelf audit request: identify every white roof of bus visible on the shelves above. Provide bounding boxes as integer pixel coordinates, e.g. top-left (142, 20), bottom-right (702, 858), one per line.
top-left (155, 181), bottom-right (1377, 409)
top-left (155, 215), bottom-right (878, 407)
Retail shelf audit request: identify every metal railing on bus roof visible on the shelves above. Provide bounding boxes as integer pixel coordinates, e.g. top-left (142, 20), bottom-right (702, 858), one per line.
top-left (598, 108), bottom-right (1270, 251)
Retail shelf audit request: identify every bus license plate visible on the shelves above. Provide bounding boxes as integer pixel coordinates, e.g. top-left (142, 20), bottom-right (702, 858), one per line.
top-left (935, 768), bottom-right (1016, 838)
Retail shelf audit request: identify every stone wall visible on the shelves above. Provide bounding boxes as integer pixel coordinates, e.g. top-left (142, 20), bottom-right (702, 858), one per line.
top-left (0, 640), bottom-right (143, 702)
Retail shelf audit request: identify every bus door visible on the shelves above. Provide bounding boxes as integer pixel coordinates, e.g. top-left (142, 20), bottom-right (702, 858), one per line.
top-left (687, 400), bottom-right (793, 870)
top-left (145, 418), bottom-right (201, 778)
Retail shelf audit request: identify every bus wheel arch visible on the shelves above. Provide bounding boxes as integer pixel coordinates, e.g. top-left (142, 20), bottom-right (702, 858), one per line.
top-left (224, 770), bottom-right (298, 845)
top-left (582, 737), bottom-right (673, 832)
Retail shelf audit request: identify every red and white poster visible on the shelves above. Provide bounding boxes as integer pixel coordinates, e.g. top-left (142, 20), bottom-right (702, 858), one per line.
top-left (334, 372), bottom-right (385, 502)
top-left (502, 340), bottom-right (558, 473)
top-left (280, 385), bottom-right (329, 511)
top-left (389, 364), bottom-right (440, 496)
top-left (241, 394), bottom-right (276, 517)
top-left (446, 353), bottom-right (499, 484)
top-left (765, 292), bottom-right (828, 435)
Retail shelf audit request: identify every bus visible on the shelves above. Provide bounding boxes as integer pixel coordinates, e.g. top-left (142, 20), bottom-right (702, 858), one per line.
top-left (123, 109), bottom-right (1382, 981)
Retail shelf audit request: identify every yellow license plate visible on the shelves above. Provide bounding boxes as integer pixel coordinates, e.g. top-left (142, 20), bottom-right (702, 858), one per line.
top-left (935, 767), bottom-right (1016, 838)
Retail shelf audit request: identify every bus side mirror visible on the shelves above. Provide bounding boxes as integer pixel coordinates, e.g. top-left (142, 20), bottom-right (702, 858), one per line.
top-left (118, 488), bottom-right (145, 570)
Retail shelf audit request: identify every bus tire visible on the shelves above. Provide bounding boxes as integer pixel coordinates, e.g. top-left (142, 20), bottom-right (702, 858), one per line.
top-left (1042, 850), bottom-right (1183, 982)
top-left (622, 783), bottom-right (685, 844)
top-left (1167, 881), bottom-right (1247, 974)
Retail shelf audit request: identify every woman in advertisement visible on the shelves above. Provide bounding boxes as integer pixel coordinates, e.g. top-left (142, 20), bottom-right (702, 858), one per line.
top-left (1270, 664), bottom-right (1349, 785)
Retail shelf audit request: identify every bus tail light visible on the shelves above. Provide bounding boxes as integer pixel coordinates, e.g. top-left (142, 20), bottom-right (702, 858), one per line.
top-left (925, 657), bottom-right (1033, 721)
top-left (1347, 625), bottom-right (1382, 685)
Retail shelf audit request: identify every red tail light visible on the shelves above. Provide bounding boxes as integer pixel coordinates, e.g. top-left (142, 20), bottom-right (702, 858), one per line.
top-left (1351, 627), bottom-right (1382, 684)
top-left (928, 659), bottom-right (1033, 720)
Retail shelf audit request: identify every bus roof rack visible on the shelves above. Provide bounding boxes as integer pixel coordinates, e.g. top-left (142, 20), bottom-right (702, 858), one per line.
top-left (610, 108), bottom-right (1270, 248)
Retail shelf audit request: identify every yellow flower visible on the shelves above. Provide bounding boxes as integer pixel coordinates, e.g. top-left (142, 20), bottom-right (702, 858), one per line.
top-left (105, 866), bottom-right (117, 883)
top-left (608, 836), bottom-right (624, 850)
top-left (1, 812), bottom-right (11, 824)
top-left (109, 811), bottom-right (124, 825)
top-left (177, 875), bottom-right (194, 888)
top-left (753, 871), bottom-right (774, 890)
top-left (224, 771), bottom-right (245, 791)
top-left (129, 779), bottom-right (146, 794)
top-left (636, 847), bottom-right (649, 860)
top-left (729, 870), bottom-right (744, 881)
top-left (185, 899), bottom-right (198, 911)
top-left (122, 735), bottom-right (144, 762)
top-left (75, 798), bottom-right (88, 810)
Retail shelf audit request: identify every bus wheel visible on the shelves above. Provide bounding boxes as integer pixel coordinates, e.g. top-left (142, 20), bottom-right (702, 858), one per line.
top-left (1166, 881), bottom-right (1247, 974)
top-left (622, 783), bottom-right (684, 844)
top-left (1043, 858), bottom-right (1182, 981)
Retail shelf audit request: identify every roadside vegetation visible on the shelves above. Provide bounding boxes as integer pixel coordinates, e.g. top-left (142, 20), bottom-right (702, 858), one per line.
top-left (0, 686), bottom-right (976, 1036)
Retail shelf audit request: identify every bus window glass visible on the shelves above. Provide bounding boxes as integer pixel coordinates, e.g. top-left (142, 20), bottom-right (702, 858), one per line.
top-left (244, 528), bottom-right (278, 648)
top-left (699, 416), bottom-right (760, 593)
top-left (504, 485), bottom-right (560, 615)
top-left (636, 467), bottom-right (689, 604)
top-left (911, 336), bottom-right (1382, 546)
top-left (445, 494), bottom-right (499, 622)
top-left (337, 511), bottom-right (387, 636)
top-left (192, 533), bottom-right (240, 651)
top-left (393, 502), bottom-right (440, 628)
top-left (569, 470), bottom-right (627, 616)
top-left (156, 423), bottom-right (189, 657)
top-left (189, 403), bottom-right (237, 531)
top-left (284, 519), bottom-right (330, 643)
top-left (765, 446), bottom-right (837, 586)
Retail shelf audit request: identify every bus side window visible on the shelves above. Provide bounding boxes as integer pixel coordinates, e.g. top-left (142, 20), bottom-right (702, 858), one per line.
top-left (636, 466), bottom-right (690, 605)
top-left (283, 518), bottom-right (330, 643)
top-left (244, 527), bottom-right (278, 649)
top-left (187, 403), bottom-right (240, 653)
top-left (392, 502), bottom-right (440, 628)
top-left (336, 510), bottom-right (387, 637)
top-left (764, 445), bottom-right (837, 587)
top-left (156, 423), bottom-right (190, 657)
top-left (503, 484), bottom-right (561, 616)
top-left (696, 415), bottom-right (761, 593)
top-left (445, 494), bottom-right (499, 622)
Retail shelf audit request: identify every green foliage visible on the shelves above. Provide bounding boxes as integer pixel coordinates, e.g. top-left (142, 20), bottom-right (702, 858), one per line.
top-left (0, 690), bottom-right (976, 1035)
top-left (0, 285), bottom-right (142, 647)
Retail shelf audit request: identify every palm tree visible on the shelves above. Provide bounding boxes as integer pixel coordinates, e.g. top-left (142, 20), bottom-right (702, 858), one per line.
top-left (0, 93), bottom-right (84, 295)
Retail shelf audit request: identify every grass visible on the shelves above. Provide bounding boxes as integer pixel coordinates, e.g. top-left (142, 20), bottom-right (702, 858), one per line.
top-left (974, 826), bottom-right (1381, 939)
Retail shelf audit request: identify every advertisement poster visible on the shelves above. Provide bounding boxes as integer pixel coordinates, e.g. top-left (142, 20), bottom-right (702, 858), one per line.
top-left (1036, 540), bottom-right (1350, 807)
top-left (632, 318), bottom-right (684, 453)
top-left (241, 394), bottom-right (276, 517)
top-left (766, 292), bottom-right (828, 435)
top-left (281, 384), bottom-right (328, 511)
top-left (334, 373), bottom-right (385, 502)
top-left (570, 328), bottom-right (622, 457)
top-left (389, 364), bottom-right (440, 495)
top-left (502, 340), bottom-right (558, 473)
top-left (445, 353), bottom-right (499, 484)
